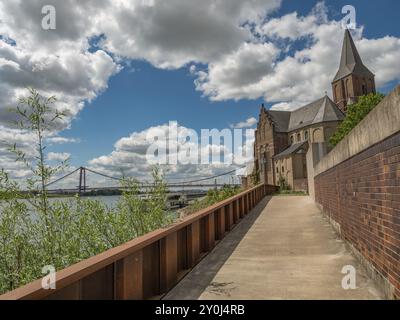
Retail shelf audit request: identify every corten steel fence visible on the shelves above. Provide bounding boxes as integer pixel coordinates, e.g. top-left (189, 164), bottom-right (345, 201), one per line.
top-left (0, 184), bottom-right (277, 300)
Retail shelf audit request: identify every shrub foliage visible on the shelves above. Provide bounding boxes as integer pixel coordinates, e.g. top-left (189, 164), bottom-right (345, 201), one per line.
top-left (0, 89), bottom-right (171, 294)
top-left (329, 93), bottom-right (385, 147)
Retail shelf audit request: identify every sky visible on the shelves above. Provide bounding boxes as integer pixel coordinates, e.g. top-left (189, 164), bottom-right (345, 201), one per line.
top-left (0, 0), bottom-right (399, 187)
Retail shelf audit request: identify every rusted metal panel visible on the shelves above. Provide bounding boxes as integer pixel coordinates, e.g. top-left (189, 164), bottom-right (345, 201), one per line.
top-left (1, 184), bottom-right (275, 300)
top-left (239, 197), bottom-right (244, 218)
top-left (216, 208), bottom-right (226, 240)
top-left (160, 233), bottom-right (178, 293)
top-left (233, 200), bottom-right (239, 224)
top-left (187, 220), bottom-right (200, 267)
top-left (204, 212), bottom-right (215, 251)
top-left (80, 264), bottom-right (114, 300)
top-left (229, 203), bottom-right (234, 230)
top-left (44, 282), bottom-right (81, 300)
top-left (143, 242), bottom-right (160, 299)
top-left (224, 204), bottom-right (233, 231)
top-left (177, 228), bottom-right (188, 272)
top-left (115, 250), bottom-right (143, 300)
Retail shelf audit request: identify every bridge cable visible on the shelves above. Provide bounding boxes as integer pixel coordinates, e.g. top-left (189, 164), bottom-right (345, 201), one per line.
top-left (45, 167), bottom-right (81, 188)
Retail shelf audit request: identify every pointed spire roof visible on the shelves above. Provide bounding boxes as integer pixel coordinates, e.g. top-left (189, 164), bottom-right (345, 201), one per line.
top-left (332, 29), bottom-right (374, 83)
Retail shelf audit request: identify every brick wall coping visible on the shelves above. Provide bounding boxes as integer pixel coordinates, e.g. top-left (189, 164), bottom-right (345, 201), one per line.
top-left (315, 85), bottom-right (400, 176)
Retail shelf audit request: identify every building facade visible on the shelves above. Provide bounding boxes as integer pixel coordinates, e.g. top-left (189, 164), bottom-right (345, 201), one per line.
top-left (252, 29), bottom-right (376, 192)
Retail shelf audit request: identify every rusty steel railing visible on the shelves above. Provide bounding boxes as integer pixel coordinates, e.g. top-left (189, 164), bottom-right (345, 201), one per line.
top-left (0, 184), bottom-right (277, 300)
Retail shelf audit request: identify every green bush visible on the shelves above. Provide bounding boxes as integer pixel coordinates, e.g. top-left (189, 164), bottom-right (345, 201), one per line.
top-left (0, 89), bottom-right (171, 294)
top-left (329, 93), bottom-right (385, 147)
top-left (183, 185), bottom-right (241, 215)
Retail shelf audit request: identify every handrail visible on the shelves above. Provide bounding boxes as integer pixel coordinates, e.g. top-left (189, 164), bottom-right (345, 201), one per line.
top-left (0, 184), bottom-right (277, 300)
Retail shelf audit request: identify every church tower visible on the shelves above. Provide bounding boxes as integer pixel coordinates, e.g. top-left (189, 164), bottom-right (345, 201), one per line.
top-left (332, 29), bottom-right (376, 112)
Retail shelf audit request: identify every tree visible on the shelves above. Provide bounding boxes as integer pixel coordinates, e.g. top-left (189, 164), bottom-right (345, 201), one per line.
top-left (8, 88), bottom-right (68, 262)
top-left (330, 93), bottom-right (385, 147)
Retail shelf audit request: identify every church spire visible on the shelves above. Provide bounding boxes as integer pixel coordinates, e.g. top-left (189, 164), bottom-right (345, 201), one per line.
top-left (333, 29), bottom-right (374, 82)
top-left (332, 29), bottom-right (376, 113)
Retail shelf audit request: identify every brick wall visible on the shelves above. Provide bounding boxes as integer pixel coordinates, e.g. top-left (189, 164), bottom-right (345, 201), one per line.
top-left (315, 132), bottom-right (400, 299)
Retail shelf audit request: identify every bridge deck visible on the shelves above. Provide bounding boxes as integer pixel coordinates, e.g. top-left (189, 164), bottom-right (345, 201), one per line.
top-left (165, 196), bottom-right (383, 300)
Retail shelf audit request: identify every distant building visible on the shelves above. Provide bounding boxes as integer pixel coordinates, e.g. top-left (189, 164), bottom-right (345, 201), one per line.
top-left (251, 29), bottom-right (376, 192)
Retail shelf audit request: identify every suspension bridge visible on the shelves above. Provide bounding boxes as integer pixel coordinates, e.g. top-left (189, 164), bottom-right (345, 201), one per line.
top-left (43, 166), bottom-right (245, 196)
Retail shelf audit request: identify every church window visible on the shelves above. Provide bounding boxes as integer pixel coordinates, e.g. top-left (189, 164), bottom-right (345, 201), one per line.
top-left (304, 131), bottom-right (309, 140)
top-left (369, 79), bottom-right (375, 93)
top-left (297, 133), bottom-right (301, 142)
top-left (290, 136), bottom-right (294, 144)
top-left (362, 84), bottom-right (367, 95)
top-left (346, 79), bottom-right (350, 98)
top-left (335, 84), bottom-right (340, 101)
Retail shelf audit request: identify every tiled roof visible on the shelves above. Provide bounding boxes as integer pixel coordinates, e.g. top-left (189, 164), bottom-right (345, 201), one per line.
top-left (266, 95), bottom-right (344, 133)
top-left (274, 141), bottom-right (308, 159)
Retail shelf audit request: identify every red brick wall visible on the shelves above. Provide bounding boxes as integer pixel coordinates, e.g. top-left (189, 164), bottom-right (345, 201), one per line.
top-left (315, 132), bottom-right (400, 299)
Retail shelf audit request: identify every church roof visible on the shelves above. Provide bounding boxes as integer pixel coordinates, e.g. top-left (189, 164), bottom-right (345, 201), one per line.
top-left (265, 110), bottom-right (291, 132)
top-left (332, 29), bottom-right (375, 82)
top-left (274, 141), bottom-right (308, 160)
top-left (266, 95), bottom-right (345, 133)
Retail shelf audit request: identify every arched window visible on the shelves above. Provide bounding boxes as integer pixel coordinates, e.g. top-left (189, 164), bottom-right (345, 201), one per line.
top-left (369, 79), bottom-right (375, 93)
top-left (290, 136), bottom-right (294, 144)
top-left (362, 79), bottom-right (367, 95)
top-left (304, 131), bottom-right (309, 140)
top-left (335, 84), bottom-right (341, 101)
top-left (282, 166), bottom-right (285, 173)
top-left (362, 85), bottom-right (367, 95)
top-left (346, 79), bottom-right (350, 98)
top-left (297, 133), bottom-right (301, 142)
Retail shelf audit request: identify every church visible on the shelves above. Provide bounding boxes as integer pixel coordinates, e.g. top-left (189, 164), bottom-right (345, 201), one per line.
top-left (250, 29), bottom-right (376, 192)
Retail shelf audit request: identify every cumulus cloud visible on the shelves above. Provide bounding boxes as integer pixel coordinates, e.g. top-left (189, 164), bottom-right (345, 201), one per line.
top-left (1, 0), bottom-right (399, 181)
top-left (47, 136), bottom-right (80, 144)
top-left (88, 122), bottom-right (254, 183)
top-left (230, 117), bottom-right (258, 129)
top-left (194, 2), bottom-right (400, 109)
top-left (99, 0), bottom-right (282, 69)
top-left (47, 152), bottom-right (70, 162)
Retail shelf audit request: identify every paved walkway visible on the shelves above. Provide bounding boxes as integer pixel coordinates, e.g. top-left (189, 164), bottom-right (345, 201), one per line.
top-left (165, 196), bottom-right (383, 300)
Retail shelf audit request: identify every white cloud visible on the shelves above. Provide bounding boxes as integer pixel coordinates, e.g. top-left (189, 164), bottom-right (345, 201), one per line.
top-left (230, 117), bottom-right (258, 129)
top-left (99, 0), bottom-right (282, 69)
top-left (47, 152), bottom-right (71, 162)
top-left (47, 136), bottom-right (80, 144)
top-left (1, 0), bottom-right (400, 181)
top-left (194, 2), bottom-right (400, 109)
top-left (88, 123), bottom-right (254, 183)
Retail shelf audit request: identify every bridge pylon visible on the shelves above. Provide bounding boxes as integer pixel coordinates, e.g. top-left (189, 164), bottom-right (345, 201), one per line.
top-left (78, 167), bottom-right (87, 195)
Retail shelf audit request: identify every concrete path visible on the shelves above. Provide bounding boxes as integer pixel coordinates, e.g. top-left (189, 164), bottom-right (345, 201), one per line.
top-left (165, 196), bottom-right (384, 300)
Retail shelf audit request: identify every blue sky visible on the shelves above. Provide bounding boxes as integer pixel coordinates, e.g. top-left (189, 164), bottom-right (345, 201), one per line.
top-left (54, 0), bottom-right (400, 168)
top-left (1, 0), bottom-right (399, 182)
